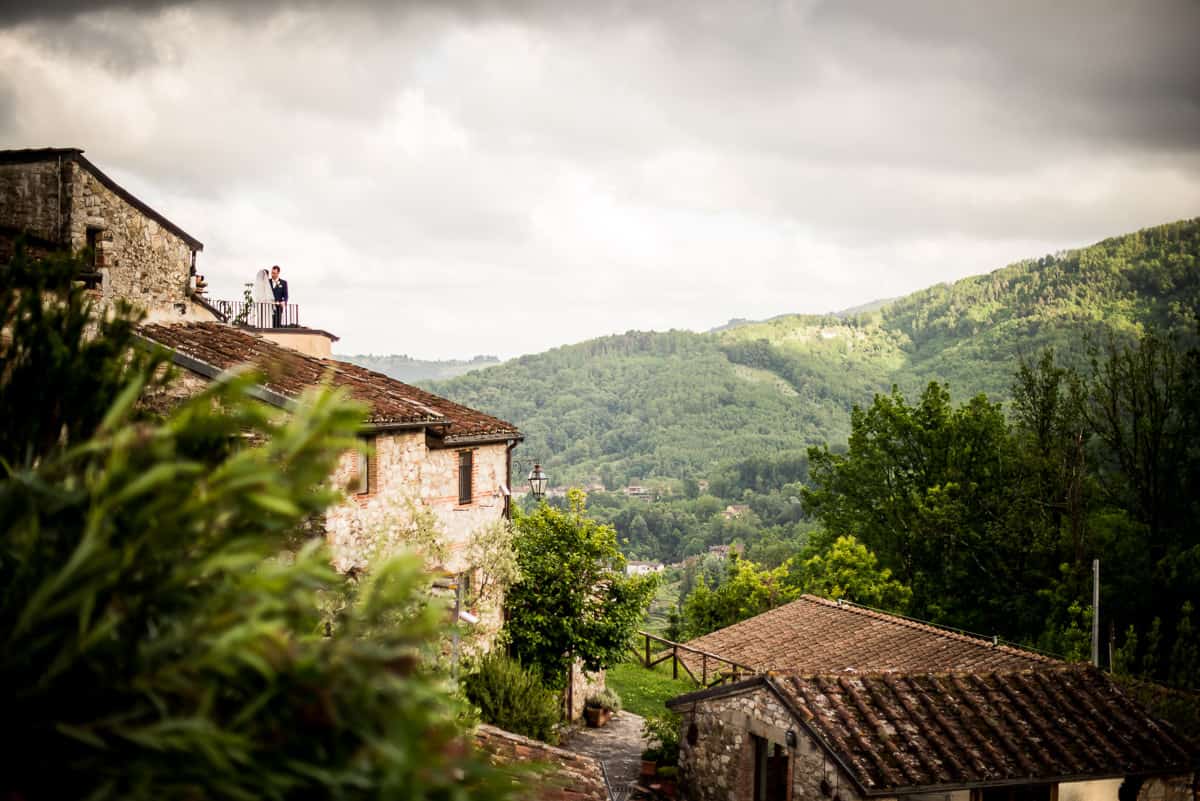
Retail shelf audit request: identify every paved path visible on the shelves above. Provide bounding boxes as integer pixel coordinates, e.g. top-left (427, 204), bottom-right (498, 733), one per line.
top-left (563, 711), bottom-right (647, 800)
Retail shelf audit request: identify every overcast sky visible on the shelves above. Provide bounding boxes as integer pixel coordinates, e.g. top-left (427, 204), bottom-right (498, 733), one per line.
top-left (2, 1), bottom-right (1198, 358)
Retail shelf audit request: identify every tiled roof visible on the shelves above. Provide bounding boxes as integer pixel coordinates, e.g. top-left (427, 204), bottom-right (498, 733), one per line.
top-left (680, 595), bottom-right (1055, 677)
top-left (771, 667), bottom-right (1196, 794)
top-left (139, 322), bottom-right (520, 441)
top-left (474, 724), bottom-right (608, 801)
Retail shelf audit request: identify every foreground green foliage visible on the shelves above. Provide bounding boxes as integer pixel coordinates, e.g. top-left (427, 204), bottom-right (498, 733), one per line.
top-left (504, 490), bottom-right (658, 689)
top-left (462, 653), bottom-right (561, 744)
top-left (0, 246), bottom-right (519, 800)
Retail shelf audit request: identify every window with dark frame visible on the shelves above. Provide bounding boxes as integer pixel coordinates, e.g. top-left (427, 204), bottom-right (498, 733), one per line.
top-left (357, 435), bottom-right (376, 495)
top-left (458, 450), bottom-right (473, 505)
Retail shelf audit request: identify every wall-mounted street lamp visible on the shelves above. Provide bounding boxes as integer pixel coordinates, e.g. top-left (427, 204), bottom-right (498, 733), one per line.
top-left (527, 463), bottom-right (548, 500)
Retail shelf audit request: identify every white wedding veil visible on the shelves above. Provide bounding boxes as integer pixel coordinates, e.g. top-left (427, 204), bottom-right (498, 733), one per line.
top-left (252, 269), bottom-right (272, 302)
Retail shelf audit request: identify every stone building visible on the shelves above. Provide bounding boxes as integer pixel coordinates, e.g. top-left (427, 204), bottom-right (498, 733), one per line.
top-left (2, 148), bottom-right (524, 623)
top-left (667, 667), bottom-right (1196, 801)
top-left (138, 322), bottom-right (522, 635)
top-left (0, 147), bottom-right (218, 321)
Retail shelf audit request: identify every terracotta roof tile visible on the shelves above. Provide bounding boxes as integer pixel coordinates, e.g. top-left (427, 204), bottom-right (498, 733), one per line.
top-left (139, 322), bottom-right (520, 441)
top-left (771, 667), bottom-right (1195, 794)
top-left (474, 724), bottom-right (608, 801)
top-left (681, 595), bottom-right (1055, 677)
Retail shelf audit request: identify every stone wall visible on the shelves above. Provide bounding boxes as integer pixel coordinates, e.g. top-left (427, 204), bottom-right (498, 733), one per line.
top-left (0, 159), bottom-right (64, 242)
top-left (66, 161), bottom-right (195, 314)
top-left (1135, 775), bottom-right (1194, 801)
top-left (564, 661), bottom-right (607, 722)
top-left (324, 432), bottom-right (510, 575)
top-left (677, 685), bottom-right (864, 801)
top-left (0, 156), bottom-right (196, 315)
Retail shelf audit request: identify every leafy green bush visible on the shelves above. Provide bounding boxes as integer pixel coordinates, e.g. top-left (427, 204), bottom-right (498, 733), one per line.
top-left (463, 652), bottom-right (562, 743)
top-left (0, 245), bottom-right (519, 800)
top-left (585, 687), bottom-right (622, 711)
top-left (642, 711), bottom-right (682, 766)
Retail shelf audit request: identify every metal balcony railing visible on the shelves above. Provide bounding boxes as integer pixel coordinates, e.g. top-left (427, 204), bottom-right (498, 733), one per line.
top-left (215, 300), bottom-right (301, 329)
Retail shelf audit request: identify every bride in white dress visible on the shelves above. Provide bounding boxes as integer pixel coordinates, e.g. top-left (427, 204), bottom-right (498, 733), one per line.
top-left (251, 268), bottom-right (272, 327)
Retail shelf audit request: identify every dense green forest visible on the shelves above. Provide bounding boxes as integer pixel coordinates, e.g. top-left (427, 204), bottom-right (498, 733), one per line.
top-left (444, 218), bottom-right (1200, 688)
top-left (433, 219), bottom-right (1200, 488)
top-left (339, 352), bottom-right (500, 382)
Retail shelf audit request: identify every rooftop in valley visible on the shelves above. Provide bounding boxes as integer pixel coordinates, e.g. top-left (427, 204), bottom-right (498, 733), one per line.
top-left (680, 594), bottom-right (1057, 677)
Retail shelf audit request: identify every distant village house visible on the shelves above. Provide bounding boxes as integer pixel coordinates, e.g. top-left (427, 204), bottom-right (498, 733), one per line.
top-left (626, 560), bottom-right (665, 577)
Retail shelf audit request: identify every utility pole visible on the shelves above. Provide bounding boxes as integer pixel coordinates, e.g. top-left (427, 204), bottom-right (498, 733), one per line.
top-left (1092, 559), bottom-right (1100, 668)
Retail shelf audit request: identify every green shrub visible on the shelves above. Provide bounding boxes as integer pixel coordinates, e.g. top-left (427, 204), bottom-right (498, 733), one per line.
top-left (0, 245), bottom-right (520, 800)
top-left (463, 652), bottom-right (562, 743)
top-left (585, 687), bottom-right (623, 711)
top-left (642, 711), bottom-right (682, 766)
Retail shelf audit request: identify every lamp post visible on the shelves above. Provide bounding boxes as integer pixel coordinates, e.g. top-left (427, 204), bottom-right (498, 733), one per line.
top-left (527, 463), bottom-right (548, 500)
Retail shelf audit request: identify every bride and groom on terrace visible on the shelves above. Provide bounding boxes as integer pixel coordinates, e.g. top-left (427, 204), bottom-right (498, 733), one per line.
top-left (252, 265), bottom-right (289, 328)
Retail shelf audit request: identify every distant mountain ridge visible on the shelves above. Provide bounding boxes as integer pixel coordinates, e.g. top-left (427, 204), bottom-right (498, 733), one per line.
top-left (428, 218), bottom-right (1199, 486)
top-left (337, 353), bottom-right (501, 383)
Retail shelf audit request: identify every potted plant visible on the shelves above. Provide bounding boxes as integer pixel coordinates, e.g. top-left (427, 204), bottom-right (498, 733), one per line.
top-left (655, 765), bottom-right (679, 798)
top-left (583, 688), bottom-right (622, 728)
top-left (640, 747), bottom-right (660, 778)
top-left (641, 712), bottom-right (681, 781)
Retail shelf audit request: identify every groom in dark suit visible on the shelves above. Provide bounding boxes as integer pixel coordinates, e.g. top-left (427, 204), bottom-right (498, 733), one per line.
top-left (270, 265), bottom-right (288, 327)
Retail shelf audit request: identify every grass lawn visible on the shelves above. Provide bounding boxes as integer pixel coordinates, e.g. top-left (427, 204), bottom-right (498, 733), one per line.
top-left (606, 659), bottom-right (697, 719)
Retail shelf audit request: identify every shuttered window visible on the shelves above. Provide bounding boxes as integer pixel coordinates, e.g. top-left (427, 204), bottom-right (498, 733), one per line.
top-left (458, 450), bottom-right (473, 505)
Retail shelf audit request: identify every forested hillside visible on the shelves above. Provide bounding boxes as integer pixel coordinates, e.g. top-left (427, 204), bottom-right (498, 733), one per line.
top-left (338, 353), bottom-right (500, 383)
top-left (431, 218), bottom-right (1200, 487)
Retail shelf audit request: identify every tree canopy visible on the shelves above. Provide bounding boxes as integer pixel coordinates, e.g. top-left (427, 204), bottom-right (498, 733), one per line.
top-left (503, 490), bottom-right (657, 687)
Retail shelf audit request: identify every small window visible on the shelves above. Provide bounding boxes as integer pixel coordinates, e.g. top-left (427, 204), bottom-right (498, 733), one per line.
top-left (458, 450), bottom-right (473, 505)
top-left (356, 436), bottom-right (376, 495)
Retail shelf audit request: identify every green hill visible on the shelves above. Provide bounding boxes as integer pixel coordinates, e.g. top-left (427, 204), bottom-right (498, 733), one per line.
top-left (337, 353), bottom-right (500, 383)
top-left (427, 218), bottom-right (1200, 487)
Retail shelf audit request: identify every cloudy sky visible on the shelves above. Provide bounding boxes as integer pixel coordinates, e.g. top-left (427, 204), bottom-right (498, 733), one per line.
top-left (1, 1), bottom-right (1198, 357)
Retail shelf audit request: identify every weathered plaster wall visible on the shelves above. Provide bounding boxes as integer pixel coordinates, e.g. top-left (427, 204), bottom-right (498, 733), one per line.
top-left (1060, 779), bottom-right (1123, 801)
top-left (678, 685), bottom-right (865, 801)
top-left (259, 330), bottom-right (335, 357)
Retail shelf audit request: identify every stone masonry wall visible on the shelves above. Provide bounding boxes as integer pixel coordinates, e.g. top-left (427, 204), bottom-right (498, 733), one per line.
top-left (0, 158), bottom-right (194, 314)
top-left (1136, 775), bottom-right (1195, 801)
top-left (0, 159), bottom-right (64, 242)
top-left (325, 432), bottom-right (510, 575)
top-left (66, 161), bottom-right (194, 314)
top-left (678, 686), bottom-right (866, 801)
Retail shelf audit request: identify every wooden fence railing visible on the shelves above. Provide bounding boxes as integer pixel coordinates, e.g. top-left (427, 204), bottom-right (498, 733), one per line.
top-left (630, 630), bottom-right (759, 688)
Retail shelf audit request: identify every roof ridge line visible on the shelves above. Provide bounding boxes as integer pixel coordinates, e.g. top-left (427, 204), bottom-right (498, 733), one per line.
top-left (799, 595), bottom-right (1061, 661)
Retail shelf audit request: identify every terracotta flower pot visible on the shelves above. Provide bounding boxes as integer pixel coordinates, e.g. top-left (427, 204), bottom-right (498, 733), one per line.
top-left (640, 760), bottom-right (657, 778)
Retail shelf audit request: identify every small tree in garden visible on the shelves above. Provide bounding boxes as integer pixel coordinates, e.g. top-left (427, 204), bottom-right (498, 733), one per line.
top-left (0, 244), bottom-right (520, 801)
top-left (504, 489), bottom-right (658, 690)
